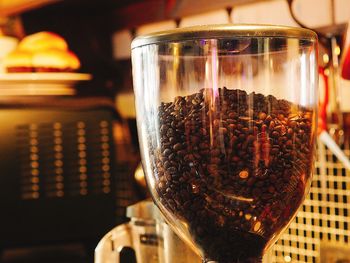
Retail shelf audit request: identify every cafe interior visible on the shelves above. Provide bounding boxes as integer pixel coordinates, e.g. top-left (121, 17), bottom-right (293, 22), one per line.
top-left (1, 0), bottom-right (350, 262)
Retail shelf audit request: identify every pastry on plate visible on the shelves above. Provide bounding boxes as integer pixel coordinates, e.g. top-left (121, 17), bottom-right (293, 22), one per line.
top-left (18, 31), bottom-right (68, 52)
top-left (32, 49), bottom-right (80, 72)
top-left (3, 31), bottom-right (80, 73)
top-left (3, 50), bottom-right (33, 72)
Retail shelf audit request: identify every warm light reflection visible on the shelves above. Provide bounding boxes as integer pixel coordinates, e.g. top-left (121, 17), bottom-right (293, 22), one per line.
top-left (102, 173), bottom-right (110, 179)
top-left (324, 68), bottom-right (330, 76)
top-left (30, 138), bottom-right (38, 145)
top-left (103, 187), bottom-right (110, 193)
top-left (56, 175), bottom-right (64, 182)
top-left (79, 166), bottom-right (87, 173)
top-left (102, 180), bottom-right (110, 186)
top-left (300, 53), bottom-right (307, 105)
top-left (100, 128), bottom-right (109, 135)
top-left (78, 137), bottom-right (86, 143)
top-left (100, 121), bottom-right (108, 128)
top-left (31, 169), bottom-right (39, 176)
top-left (55, 167), bottom-right (63, 174)
top-left (30, 153), bottom-right (38, 161)
top-left (54, 138), bottom-right (63, 144)
top-left (323, 53), bottom-right (329, 64)
top-left (30, 146), bottom-right (38, 153)
top-left (284, 255), bottom-right (292, 262)
top-left (30, 131), bottom-right (38, 137)
top-left (335, 46), bottom-right (341, 56)
top-left (102, 151), bottom-right (109, 157)
top-left (31, 161), bottom-right (39, 168)
top-left (78, 144), bottom-right (86, 151)
top-left (55, 152), bottom-right (63, 159)
top-left (53, 130), bottom-right (62, 137)
top-left (102, 165), bottom-right (110, 172)
top-left (0, 88), bottom-right (75, 96)
top-left (77, 122), bottom-right (85, 129)
top-left (172, 43), bottom-right (180, 90)
top-left (54, 160), bottom-right (63, 167)
top-left (79, 159), bottom-right (87, 165)
top-left (54, 145), bottom-right (63, 152)
top-left (101, 143), bottom-right (109, 150)
top-left (53, 122), bottom-right (62, 129)
top-left (101, 135), bottom-right (109, 142)
top-left (31, 177), bottom-right (39, 183)
top-left (77, 129), bottom-right (85, 136)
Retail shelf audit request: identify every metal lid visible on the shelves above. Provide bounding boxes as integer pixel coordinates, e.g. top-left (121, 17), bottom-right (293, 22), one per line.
top-left (131, 24), bottom-right (317, 49)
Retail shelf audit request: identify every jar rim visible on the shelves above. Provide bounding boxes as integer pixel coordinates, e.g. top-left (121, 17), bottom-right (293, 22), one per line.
top-left (131, 24), bottom-right (317, 49)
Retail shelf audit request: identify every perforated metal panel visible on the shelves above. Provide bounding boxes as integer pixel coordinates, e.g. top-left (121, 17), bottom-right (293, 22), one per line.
top-left (0, 100), bottom-right (136, 249)
top-left (271, 140), bottom-right (350, 263)
top-left (16, 120), bottom-right (113, 200)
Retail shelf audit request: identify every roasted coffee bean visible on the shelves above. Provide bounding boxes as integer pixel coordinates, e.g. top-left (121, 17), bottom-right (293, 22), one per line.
top-left (153, 87), bottom-right (313, 263)
top-left (271, 131), bottom-right (279, 138)
top-left (163, 148), bottom-right (172, 156)
top-left (173, 143), bottom-right (182, 151)
top-left (289, 120), bottom-right (297, 128)
top-left (258, 112), bottom-right (267, 120)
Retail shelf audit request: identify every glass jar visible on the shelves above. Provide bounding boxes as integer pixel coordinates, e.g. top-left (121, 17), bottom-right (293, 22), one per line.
top-left (132, 25), bottom-right (318, 262)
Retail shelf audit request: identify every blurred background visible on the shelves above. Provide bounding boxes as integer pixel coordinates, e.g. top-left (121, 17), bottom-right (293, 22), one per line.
top-left (1, 0), bottom-right (350, 262)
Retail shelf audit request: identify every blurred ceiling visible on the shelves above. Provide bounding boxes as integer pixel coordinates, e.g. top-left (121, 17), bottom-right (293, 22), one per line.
top-left (1, 0), bottom-right (262, 24)
top-left (0, 0), bottom-right (60, 16)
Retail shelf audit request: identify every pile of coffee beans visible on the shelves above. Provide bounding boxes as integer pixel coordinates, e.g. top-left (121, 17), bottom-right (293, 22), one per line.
top-left (153, 87), bottom-right (313, 262)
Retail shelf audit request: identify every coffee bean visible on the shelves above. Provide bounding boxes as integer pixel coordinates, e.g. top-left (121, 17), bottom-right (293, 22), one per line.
top-left (200, 128), bottom-right (207, 136)
top-left (268, 186), bottom-right (275, 193)
top-left (289, 120), bottom-right (297, 128)
top-left (275, 125), bottom-right (286, 135)
top-left (163, 161), bottom-right (171, 169)
top-left (256, 181), bottom-right (264, 187)
top-left (154, 87), bottom-right (313, 263)
top-left (199, 142), bottom-right (208, 149)
top-left (166, 128), bottom-right (175, 137)
top-left (168, 153), bottom-right (176, 160)
top-left (271, 131), bottom-right (279, 138)
top-left (247, 177), bottom-right (256, 186)
top-left (163, 148), bottom-right (172, 156)
top-left (252, 188), bottom-right (262, 196)
top-left (286, 140), bottom-right (293, 149)
top-left (167, 166), bottom-right (177, 174)
top-left (247, 135), bottom-right (255, 144)
top-left (258, 112), bottom-right (267, 120)
top-left (173, 143), bottom-right (182, 151)
top-left (228, 112), bottom-right (236, 119)
top-left (219, 127), bottom-right (228, 135)
top-left (210, 157), bottom-right (221, 164)
top-left (210, 149), bottom-right (221, 156)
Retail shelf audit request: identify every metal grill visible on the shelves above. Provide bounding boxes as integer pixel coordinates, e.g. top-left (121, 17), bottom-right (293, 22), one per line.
top-left (16, 120), bottom-right (113, 200)
top-left (271, 140), bottom-right (350, 263)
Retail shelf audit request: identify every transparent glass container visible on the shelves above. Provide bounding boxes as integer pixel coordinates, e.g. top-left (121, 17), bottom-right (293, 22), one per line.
top-left (132, 25), bottom-right (318, 263)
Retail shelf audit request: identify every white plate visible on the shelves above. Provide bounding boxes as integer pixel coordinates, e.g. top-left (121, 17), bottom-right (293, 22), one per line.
top-left (0, 73), bottom-right (92, 95)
